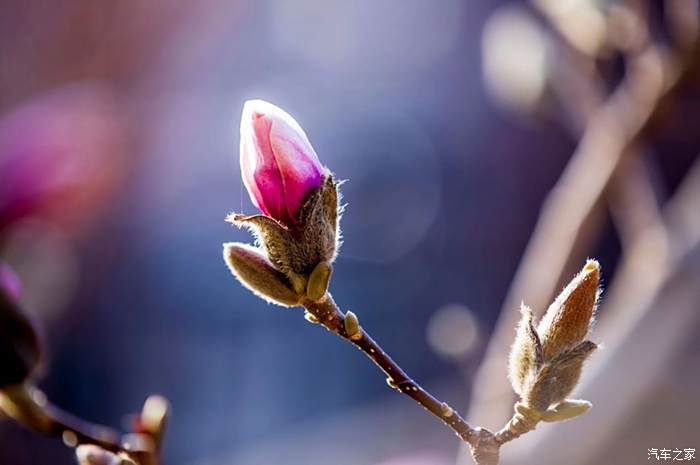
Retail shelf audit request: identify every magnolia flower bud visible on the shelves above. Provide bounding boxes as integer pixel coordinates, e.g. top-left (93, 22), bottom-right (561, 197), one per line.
top-left (0, 279), bottom-right (42, 388)
top-left (228, 101), bottom-right (341, 304)
top-left (240, 99), bottom-right (325, 228)
top-left (507, 260), bottom-right (600, 420)
top-left (537, 259), bottom-right (600, 360)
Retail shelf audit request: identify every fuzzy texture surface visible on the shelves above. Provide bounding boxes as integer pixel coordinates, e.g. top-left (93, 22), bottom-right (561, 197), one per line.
top-left (231, 174), bottom-right (341, 289)
top-left (537, 260), bottom-right (600, 360)
top-left (508, 305), bottom-right (542, 396)
top-left (223, 243), bottom-right (301, 306)
top-left (507, 260), bottom-right (600, 413)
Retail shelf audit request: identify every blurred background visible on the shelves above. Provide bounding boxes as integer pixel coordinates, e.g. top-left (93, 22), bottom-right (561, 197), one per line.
top-left (0, 1), bottom-right (698, 464)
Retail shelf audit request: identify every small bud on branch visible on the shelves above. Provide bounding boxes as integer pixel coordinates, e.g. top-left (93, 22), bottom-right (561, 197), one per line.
top-left (343, 311), bottom-right (362, 340)
top-left (223, 242), bottom-right (301, 306)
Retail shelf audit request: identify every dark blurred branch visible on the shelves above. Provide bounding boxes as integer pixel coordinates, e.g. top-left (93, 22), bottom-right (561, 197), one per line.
top-left (608, 155), bottom-right (662, 250)
top-left (0, 382), bottom-right (165, 464)
top-left (0, 384), bottom-right (123, 452)
top-left (0, 287), bottom-right (166, 464)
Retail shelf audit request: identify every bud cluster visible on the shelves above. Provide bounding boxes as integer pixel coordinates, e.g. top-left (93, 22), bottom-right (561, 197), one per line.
top-left (506, 260), bottom-right (600, 433)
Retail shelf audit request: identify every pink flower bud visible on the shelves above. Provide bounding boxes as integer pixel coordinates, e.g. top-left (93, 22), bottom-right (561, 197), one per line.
top-left (240, 100), bottom-right (325, 228)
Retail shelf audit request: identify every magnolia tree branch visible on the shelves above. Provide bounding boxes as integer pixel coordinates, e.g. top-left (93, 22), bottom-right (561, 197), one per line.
top-left (0, 384), bottom-right (122, 452)
top-left (302, 295), bottom-right (506, 465)
top-left (303, 296), bottom-right (477, 441)
top-left (294, 259), bottom-right (600, 465)
top-left (0, 284), bottom-right (169, 465)
top-left (0, 384), bottom-right (167, 465)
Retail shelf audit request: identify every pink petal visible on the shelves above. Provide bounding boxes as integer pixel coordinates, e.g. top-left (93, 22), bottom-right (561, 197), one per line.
top-left (250, 113), bottom-right (290, 224)
top-left (0, 262), bottom-right (22, 300)
top-left (239, 100), bottom-right (325, 227)
top-left (268, 113), bottom-right (323, 223)
top-left (240, 103), bottom-right (287, 223)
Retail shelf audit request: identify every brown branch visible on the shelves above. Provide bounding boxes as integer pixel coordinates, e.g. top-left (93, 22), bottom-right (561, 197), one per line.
top-left (0, 374), bottom-right (166, 464)
top-left (0, 384), bottom-right (123, 453)
top-left (302, 295), bottom-right (504, 465)
top-left (0, 284), bottom-right (168, 464)
top-left (45, 403), bottom-right (123, 452)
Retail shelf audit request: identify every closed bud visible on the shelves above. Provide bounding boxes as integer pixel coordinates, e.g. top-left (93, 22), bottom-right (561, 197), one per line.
top-left (538, 259), bottom-right (600, 360)
top-left (223, 243), bottom-right (301, 307)
top-left (306, 262), bottom-right (332, 301)
top-left (441, 402), bottom-right (454, 418)
top-left (230, 101), bottom-right (341, 296)
top-left (344, 311), bottom-right (362, 340)
top-left (507, 260), bottom-right (601, 419)
top-left (541, 399), bottom-right (592, 422)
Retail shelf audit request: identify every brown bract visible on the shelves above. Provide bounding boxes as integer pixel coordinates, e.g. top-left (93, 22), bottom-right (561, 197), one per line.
top-left (508, 260), bottom-right (600, 415)
top-left (225, 174), bottom-right (341, 306)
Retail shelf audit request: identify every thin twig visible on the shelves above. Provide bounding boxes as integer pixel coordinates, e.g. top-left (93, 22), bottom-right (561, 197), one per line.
top-left (302, 295), bottom-right (504, 465)
top-left (302, 296), bottom-right (476, 442)
top-left (0, 287), bottom-right (164, 463)
top-left (45, 403), bottom-right (123, 452)
top-left (0, 384), bottom-right (123, 453)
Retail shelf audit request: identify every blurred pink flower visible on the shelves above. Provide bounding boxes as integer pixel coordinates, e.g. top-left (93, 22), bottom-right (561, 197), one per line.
top-left (0, 84), bottom-right (128, 233)
top-left (239, 99), bottom-right (325, 228)
top-left (0, 261), bottom-right (21, 300)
